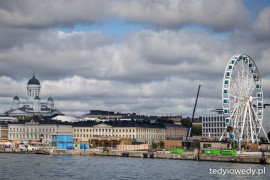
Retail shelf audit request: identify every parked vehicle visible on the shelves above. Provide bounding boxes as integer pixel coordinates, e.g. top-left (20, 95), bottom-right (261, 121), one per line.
top-left (18, 144), bottom-right (27, 150)
top-left (27, 145), bottom-right (38, 151)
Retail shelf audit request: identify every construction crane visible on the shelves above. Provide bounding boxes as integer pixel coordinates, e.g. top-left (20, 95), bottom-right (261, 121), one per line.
top-left (186, 84), bottom-right (201, 141)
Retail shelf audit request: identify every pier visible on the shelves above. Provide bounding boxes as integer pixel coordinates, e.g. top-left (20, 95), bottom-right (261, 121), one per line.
top-left (48, 149), bottom-right (270, 164)
top-left (1, 146), bottom-right (270, 164)
top-left (0, 148), bottom-right (50, 155)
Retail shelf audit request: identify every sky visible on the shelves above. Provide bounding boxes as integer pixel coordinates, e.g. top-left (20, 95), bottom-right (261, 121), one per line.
top-left (0, 0), bottom-right (270, 117)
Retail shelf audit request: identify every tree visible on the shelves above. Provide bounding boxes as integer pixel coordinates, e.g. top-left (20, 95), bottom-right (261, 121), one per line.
top-left (180, 118), bottom-right (191, 127)
top-left (191, 140), bottom-right (200, 149)
top-left (191, 125), bottom-right (202, 136)
top-left (151, 141), bottom-right (157, 149)
top-left (159, 141), bottom-right (165, 149)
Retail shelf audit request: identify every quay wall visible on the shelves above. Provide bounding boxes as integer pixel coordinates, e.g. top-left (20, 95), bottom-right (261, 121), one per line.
top-left (1, 148), bottom-right (270, 164)
top-left (50, 149), bottom-right (270, 164)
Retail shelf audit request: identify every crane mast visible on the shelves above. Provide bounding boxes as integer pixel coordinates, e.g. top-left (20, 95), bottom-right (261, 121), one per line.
top-left (186, 85), bottom-right (201, 141)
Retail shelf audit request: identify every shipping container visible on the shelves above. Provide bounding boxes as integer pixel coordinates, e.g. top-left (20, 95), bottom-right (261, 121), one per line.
top-left (56, 143), bottom-right (74, 150)
top-left (80, 143), bottom-right (89, 150)
top-left (221, 150), bottom-right (237, 156)
top-left (170, 148), bottom-right (184, 154)
top-left (53, 135), bottom-right (73, 143)
top-left (203, 149), bottom-right (220, 155)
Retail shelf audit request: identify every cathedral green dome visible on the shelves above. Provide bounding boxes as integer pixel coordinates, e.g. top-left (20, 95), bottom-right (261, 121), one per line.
top-left (48, 96), bottom-right (54, 102)
top-left (28, 75), bottom-right (40, 85)
top-left (13, 95), bottom-right (20, 100)
top-left (34, 96), bottom-right (40, 100)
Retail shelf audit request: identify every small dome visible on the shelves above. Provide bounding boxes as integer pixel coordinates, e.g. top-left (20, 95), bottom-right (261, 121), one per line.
top-left (28, 75), bottom-right (40, 85)
top-left (34, 96), bottom-right (40, 100)
top-left (13, 95), bottom-right (20, 100)
top-left (48, 96), bottom-right (54, 102)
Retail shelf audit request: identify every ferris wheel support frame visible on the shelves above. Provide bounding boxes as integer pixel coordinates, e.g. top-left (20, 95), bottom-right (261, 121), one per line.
top-left (219, 54), bottom-right (269, 144)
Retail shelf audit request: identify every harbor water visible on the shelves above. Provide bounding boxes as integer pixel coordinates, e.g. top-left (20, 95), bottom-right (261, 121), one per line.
top-left (0, 153), bottom-right (269, 180)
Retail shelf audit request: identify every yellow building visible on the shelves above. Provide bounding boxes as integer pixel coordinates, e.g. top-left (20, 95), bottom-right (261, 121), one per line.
top-left (73, 122), bottom-right (166, 144)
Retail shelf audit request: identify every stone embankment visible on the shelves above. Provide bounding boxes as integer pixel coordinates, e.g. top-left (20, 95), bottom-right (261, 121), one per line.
top-left (50, 149), bottom-right (270, 164)
top-left (1, 148), bottom-right (269, 164)
top-left (0, 148), bottom-right (50, 155)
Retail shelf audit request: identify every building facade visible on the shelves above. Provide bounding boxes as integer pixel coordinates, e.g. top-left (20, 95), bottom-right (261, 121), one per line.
top-left (8, 120), bottom-right (72, 143)
top-left (0, 123), bottom-right (8, 142)
top-left (4, 75), bottom-right (61, 117)
top-left (73, 122), bottom-right (167, 144)
top-left (164, 123), bottom-right (187, 140)
top-left (202, 109), bottom-right (226, 139)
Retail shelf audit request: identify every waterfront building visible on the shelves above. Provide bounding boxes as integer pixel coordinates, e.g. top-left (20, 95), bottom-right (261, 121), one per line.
top-left (0, 123), bottom-right (8, 142)
top-left (134, 124), bottom-right (166, 143)
top-left (164, 123), bottom-right (187, 140)
top-left (73, 122), bottom-right (167, 144)
top-left (203, 105), bottom-right (270, 140)
top-left (4, 74), bottom-right (61, 117)
top-left (8, 120), bottom-right (72, 143)
top-left (202, 109), bottom-right (226, 139)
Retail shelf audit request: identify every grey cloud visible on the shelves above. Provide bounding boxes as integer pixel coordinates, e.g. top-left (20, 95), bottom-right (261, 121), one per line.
top-left (0, 0), bottom-right (249, 31)
top-left (0, 0), bottom-right (107, 28)
top-left (111, 0), bottom-right (249, 31)
top-left (254, 7), bottom-right (270, 39)
top-left (0, 1), bottom-right (269, 116)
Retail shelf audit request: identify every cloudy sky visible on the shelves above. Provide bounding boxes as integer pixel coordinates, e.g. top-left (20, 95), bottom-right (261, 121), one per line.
top-left (0, 0), bottom-right (270, 117)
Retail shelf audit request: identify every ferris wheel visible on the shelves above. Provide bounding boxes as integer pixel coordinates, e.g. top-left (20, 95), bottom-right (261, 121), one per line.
top-left (220, 54), bottom-right (269, 143)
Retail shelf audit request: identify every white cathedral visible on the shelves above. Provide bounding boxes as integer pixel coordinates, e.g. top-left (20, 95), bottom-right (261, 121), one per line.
top-left (4, 75), bottom-right (62, 117)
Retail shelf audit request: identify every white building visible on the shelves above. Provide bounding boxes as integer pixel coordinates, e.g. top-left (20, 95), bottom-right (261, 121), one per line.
top-left (202, 105), bottom-right (270, 140)
top-left (202, 109), bottom-right (226, 139)
top-left (4, 75), bottom-right (61, 117)
top-left (8, 120), bottom-right (72, 143)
